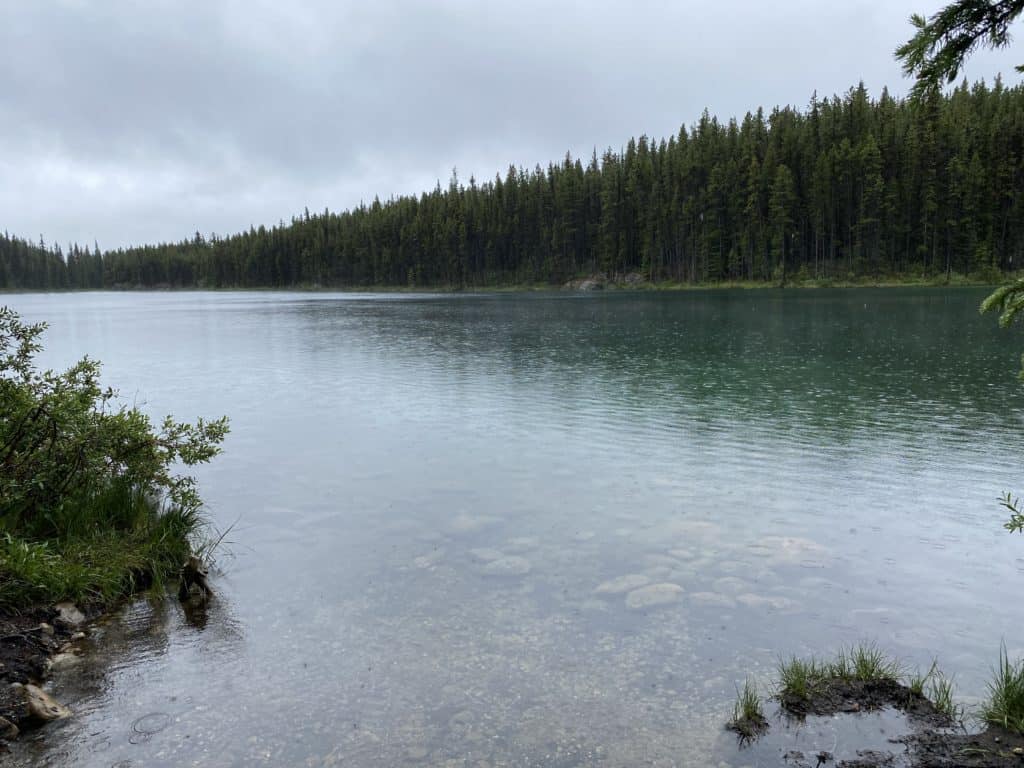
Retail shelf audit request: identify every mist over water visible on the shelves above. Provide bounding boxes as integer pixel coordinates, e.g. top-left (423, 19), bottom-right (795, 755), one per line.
top-left (4, 288), bottom-right (1023, 766)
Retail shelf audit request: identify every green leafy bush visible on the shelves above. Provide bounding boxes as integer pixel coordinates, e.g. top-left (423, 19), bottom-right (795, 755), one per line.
top-left (0, 307), bottom-right (228, 609)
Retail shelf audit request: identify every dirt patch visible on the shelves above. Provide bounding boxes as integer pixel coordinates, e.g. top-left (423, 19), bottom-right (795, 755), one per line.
top-left (781, 678), bottom-right (951, 726)
top-left (779, 678), bottom-right (1024, 767)
top-left (837, 752), bottom-right (900, 768)
top-left (907, 727), bottom-right (1024, 768)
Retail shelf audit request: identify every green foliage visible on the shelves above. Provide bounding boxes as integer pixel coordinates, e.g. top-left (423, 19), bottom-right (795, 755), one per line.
top-left (980, 276), bottom-right (1024, 534)
top-left (779, 646), bottom-right (961, 720)
top-left (0, 534), bottom-right (102, 608)
top-left (0, 233), bottom-right (71, 290)
top-left (4, 81), bottom-right (1024, 290)
top-left (982, 645), bottom-right (1024, 733)
top-left (908, 659), bottom-right (961, 719)
top-left (896, 1), bottom-right (1024, 99)
top-left (0, 308), bottom-right (228, 609)
top-left (908, 659), bottom-right (939, 695)
top-left (843, 642), bottom-right (902, 682)
top-left (728, 678), bottom-right (768, 740)
top-left (779, 644), bottom-right (901, 698)
top-left (0, 307), bottom-right (228, 537)
top-left (980, 277), bottom-right (1024, 333)
top-left (777, 656), bottom-right (827, 700)
top-left (0, 510), bottom-right (195, 610)
top-left (997, 492), bottom-right (1024, 533)
top-left (982, 278), bottom-right (1024, 382)
top-left (929, 673), bottom-right (961, 720)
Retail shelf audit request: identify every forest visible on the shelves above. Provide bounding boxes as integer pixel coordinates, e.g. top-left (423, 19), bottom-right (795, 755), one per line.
top-left (2, 78), bottom-right (1024, 290)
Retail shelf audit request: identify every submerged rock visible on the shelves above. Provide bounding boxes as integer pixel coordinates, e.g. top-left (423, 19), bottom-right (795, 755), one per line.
top-left (711, 577), bottom-right (751, 595)
top-left (667, 548), bottom-right (696, 561)
top-left (447, 513), bottom-right (498, 536)
top-left (748, 535), bottom-right (829, 566)
top-left (481, 556), bottom-right (532, 577)
top-left (504, 536), bottom-right (539, 552)
top-left (625, 583), bottom-right (684, 610)
top-left (643, 553), bottom-right (685, 572)
top-left (413, 548), bottom-right (445, 569)
top-left (735, 593), bottom-right (801, 612)
top-left (659, 519), bottom-right (722, 541)
top-left (22, 684), bottom-right (71, 723)
top-left (594, 574), bottom-right (650, 595)
top-left (0, 716), bottom-right (18, 740)
top-left (468, 548), bottom-right (504, 563)
top-left (689, 592), bottom-right (736, 608)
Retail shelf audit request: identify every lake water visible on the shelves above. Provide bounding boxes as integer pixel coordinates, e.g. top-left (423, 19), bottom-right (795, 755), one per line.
top-left (3, 288), bottom-right (1024, 767)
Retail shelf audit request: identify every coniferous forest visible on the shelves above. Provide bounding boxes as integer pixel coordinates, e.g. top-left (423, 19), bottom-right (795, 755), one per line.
top-left (3, 80), bottom-right (1024, 291)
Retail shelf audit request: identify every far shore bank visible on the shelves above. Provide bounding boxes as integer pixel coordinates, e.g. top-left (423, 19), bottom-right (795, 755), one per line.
top-left (0, 271), bottom-right (1014, 295)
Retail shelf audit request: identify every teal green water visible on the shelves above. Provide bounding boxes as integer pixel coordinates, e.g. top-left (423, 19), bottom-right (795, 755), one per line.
top-left (4, 288), bottom-right (1024, 767)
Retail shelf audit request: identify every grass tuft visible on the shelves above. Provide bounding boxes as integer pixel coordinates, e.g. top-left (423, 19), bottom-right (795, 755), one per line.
top-left (777, 643), bottom-right (900, 702)
top-left (777, 656), bottom-right (827, 700)
top-left (844, 642), bottom-right (902, 682)
top-left (0, 481), bottom-right (204, 611)
top-left (905, 659), bottom-right (960, 720)
top-left (928, 673), bottom-right (960, 721)
top-left (727, 678), bottom-right (768, 740)
top-left (981, 645), bottom-right (1024, 734)
top-left (907, 660), bottom-right (938, 697)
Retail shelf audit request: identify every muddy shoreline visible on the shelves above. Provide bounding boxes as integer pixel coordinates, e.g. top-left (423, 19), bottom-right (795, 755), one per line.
top-left (769, 678), bottom-right (1024, 768)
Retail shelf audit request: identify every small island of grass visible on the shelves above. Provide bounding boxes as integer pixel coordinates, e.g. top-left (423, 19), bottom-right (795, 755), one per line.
top-left (729, 643), bottom-right (1024, 767)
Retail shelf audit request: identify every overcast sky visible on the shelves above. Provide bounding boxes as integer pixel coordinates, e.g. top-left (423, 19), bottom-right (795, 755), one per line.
top-left (2, 0), bottom-right (1021, 250)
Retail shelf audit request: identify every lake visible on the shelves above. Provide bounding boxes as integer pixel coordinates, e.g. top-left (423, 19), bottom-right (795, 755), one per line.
top-left (4, 288), bottom-right (1024, 767)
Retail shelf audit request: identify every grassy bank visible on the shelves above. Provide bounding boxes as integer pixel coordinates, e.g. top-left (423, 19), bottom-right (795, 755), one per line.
top-left (0, 483), bottom-right (200, 611)
top-left (0, 307), bottom-right (227, 613)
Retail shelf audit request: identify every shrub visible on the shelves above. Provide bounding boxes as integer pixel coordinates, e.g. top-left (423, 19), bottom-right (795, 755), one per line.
top-left (0, 307), bottom-right (228, 609)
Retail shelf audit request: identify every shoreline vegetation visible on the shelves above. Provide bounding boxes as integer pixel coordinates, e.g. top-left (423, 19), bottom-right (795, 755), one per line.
top-left (0, 270), bottom-right (1012, 295)
top-left (0, 308), bottom-right (227, 741)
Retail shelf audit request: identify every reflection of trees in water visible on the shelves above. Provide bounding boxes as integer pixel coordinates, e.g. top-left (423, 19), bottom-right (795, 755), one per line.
top-left (290, 289), bottom-right (1023, 442)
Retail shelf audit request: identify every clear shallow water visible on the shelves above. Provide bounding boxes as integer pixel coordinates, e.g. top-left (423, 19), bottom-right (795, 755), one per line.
top-left (3, 288), bottom-right (1024, 767)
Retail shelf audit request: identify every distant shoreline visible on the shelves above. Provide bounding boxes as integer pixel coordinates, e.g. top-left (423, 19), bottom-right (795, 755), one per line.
top-left (0, 272), bottom-right (1009, 295)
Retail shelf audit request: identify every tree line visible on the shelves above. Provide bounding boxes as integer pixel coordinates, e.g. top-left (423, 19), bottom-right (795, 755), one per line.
top-left (3, 78), bottom-right (1024, 290)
